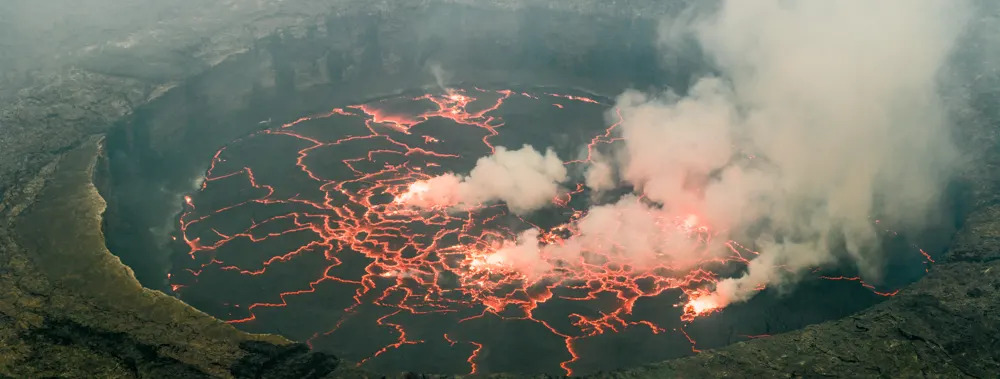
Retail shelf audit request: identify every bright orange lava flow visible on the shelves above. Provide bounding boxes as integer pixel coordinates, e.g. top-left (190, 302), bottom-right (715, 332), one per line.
top-left (681, 291), bottom-right (722, 322)
top-left (169, 87), bottom-right (926, 376)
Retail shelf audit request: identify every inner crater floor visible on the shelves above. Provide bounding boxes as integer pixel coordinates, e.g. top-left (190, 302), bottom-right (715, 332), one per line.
top-left (166, 86), bottom-right (931, 376)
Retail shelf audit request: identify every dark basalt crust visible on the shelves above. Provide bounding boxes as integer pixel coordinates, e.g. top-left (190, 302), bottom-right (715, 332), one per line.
top-left (22, 318), bottom-right (212, 378)
top-left (18, 318), bottom-right (340, 379)
top-left (232, 341), bottom-right (340, 379)
top-left (0, 1), bottom-right (998, 378)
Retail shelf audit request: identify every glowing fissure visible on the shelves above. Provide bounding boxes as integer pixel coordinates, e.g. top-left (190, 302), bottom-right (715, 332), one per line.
top-left (170, 87), bottom-right (928, 375)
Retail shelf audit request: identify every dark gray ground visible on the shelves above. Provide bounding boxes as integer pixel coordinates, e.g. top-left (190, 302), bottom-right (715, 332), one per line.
top-left (1, 0), bottom-right (999, 377)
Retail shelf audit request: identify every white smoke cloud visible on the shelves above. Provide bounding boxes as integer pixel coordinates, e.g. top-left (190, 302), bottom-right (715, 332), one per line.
top-left (485, 229), bottom-right (552, 280)
top-left (584, 152), bottom-right (616, 193)
top-left (428, 62), bottom-right (452, 91)
top-left (554, 196), bottom-right (710, 268)
top-left (399, 1), bottom-right (969, 309)
top-left (683, 0), bottom-right (970, 305)
top-left (486, 195), bottom-right (717, 281)
top-left (614, 78), bottom-right (738, 226)
top-left (468, 0), bottom-right (970, 307)
top-left (397, 144), bottom-right (568, 215)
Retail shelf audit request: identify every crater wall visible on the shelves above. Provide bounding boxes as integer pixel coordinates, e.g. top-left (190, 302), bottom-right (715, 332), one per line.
top-left (0, 0), bottom-right (998, 377)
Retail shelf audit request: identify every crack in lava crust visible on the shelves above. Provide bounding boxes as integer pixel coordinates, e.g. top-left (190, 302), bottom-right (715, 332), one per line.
top-left (167, 87), bottom-right (927, 375)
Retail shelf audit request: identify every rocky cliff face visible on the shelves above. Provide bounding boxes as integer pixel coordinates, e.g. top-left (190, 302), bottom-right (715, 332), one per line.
top-left (0, 0), bottom-right (998, 377)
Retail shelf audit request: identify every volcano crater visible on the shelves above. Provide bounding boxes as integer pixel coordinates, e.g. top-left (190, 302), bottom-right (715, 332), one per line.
top-left (96, 4), bottom-right (963, 376)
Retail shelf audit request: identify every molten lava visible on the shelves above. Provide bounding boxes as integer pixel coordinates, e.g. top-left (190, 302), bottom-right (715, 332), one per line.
top-left (167, 86), bottom-right (928, 375)
top-left (681, 291), bottom-right (723, 322)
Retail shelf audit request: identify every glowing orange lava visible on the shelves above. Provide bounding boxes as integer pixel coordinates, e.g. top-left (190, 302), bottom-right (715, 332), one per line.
top-left (681, 291), bottom-right (723, 322)
top-left (167, 87), bottom-right (928, 375)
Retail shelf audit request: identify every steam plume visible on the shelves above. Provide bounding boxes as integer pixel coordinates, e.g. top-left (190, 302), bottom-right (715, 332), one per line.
top-left (397, 145), bottom-right (568, 214)
top-left (676, 0), bottom-right (969, 305)
top-left (428, 62), bottom-right (451, 91)
top-left (408, 0), bottom-right (970, 309)
top-left (611, 0), bottom-right (968, 306)
top-left (583, 152), bottom-right (616, 193)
